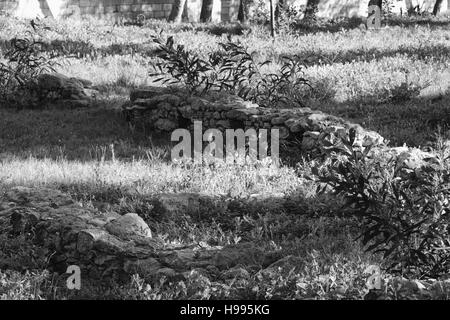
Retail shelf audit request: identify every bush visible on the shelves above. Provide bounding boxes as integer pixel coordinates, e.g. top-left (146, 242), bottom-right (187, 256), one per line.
top-left (0, 23), bottom-right (58, 107)
top-left (276, 3), bottom-right (305, 34)
top-left (150, 34), bottom-right (311, 108)
top-left (309, 128), bottom-right (450, 278)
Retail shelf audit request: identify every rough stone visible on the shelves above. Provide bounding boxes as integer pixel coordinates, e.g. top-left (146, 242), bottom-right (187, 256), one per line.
top-left (264, 255), bottom-right (304, 272)
top-left (130, 87), bottom-right (169, 101)
top-left (273, 126), bottom-right (290, 140)
top-left (360, 130), bottom-right (384, 147)
top-left (221, 267), bottom-right (250, 280)
top-left (71, 77), bottom-right (93, 88)
top-left (36, 73), bottom-right (97, 107)
top-left (105, 213), bottom-right (153, 240)
top-left (154, 119), bottom-right (178, 131)
top-left (271, 114), bottom-right (291, 125)
top-left (216, 120), bottom-right (231, 128)
top-left (156, 267), bottom-right (178, 279)
top-left (285, 118), bottom-right (307, 133)
top-left (123, 257), bottom-right (162, 278)
top-left (307, 113), bottom-right (333, 131)
top-left (226, 108), bottom-right (260, 121)
top-left (301, 131), bottom-right (321, 150)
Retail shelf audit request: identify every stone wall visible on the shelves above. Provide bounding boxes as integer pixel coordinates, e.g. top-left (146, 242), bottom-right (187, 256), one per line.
top-left (122, 87), bottom-right (384, 156)
top-left (0, 0), bottom-right (175, 20)
top-left (221, 0), bottom-right (238, 21)
top-left (1, 0), bottom-right (448, 23)
top-left (315, 0), bottom-right (449, 18)
top-left (0, 0), bottom-right (224, 21)
top-left (253, 0), bottom-right (450, 19)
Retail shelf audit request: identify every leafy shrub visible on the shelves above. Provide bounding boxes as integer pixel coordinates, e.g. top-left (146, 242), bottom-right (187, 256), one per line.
top-left (150, 34), bottom-right (311, 108)
top-left (247, 0), bottom-right (269, 25)
top-left (378, 72), bottom-right (426, 103)
top-left (0, 269), bottom-right (51, 300)
top-left (247, 1), bottom-right (317, 34)
top-left (150, 35), bottom-right (212, 92)
top-left (310, 129), bottom-right (450, 278)
top-left (0, 25), bottom-right (58, 106)
top-left (276, 3), bottom-right (304, 34)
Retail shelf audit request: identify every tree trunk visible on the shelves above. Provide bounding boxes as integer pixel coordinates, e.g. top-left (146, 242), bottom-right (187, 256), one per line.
top-left (305, 0), bottom-right (319, 18)
top-left (405, 0), bottom-right (414, 16)
top-left (368, 0), bottom-right (382, 8)
top-left (200, 0), bottom-right (214, 22)
top-left (238, 0), bottom-right (247, 23)
top-left (168, 0), bottom-right (187, 23)
top-left (270, 0), bottom-right (276, 39)
top-left (433, 0), bottom-right (443, 15)
top-left (275, 0), bottom-right (284, 22)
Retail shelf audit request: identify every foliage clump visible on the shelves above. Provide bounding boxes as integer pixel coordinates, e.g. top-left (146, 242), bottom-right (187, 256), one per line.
top-left (310, 128), bottom-right (450, 279)
top-left (150, 34), bottom-right (311, 108)
top-left (0, 23), bottom-right (58, 107)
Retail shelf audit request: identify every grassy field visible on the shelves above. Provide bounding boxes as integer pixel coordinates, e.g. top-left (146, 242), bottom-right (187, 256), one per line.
top-left (0, 15), bottom-right (449, 299)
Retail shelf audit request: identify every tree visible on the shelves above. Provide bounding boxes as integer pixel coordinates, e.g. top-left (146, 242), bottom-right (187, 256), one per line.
top-left (368, 0), bottom-right (383, 8)
top-left (238, 0), bottom-right (248, 23)
top-left (405, 0), bottom-right (414, 16)
top-left (304, 0), bottom-right (320, 19)
top-left (275, 0), bottom-right (284, 22)
top-left (433, 0), bottom-right (443, 16)
top-left (269, 0), bottom-right (276, 38)
top-left (168, 0), bottom-right (187, 23)
top-left (200, 0), bottom-right (214, 22)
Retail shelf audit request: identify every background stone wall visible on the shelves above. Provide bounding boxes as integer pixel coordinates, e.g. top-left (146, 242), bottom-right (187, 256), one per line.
top-left (0, 0), bottom-right (175, 20)
top-left (0, 0), bottom-right (223, 21)
top-left (1, 0), bottom-right (448, 23)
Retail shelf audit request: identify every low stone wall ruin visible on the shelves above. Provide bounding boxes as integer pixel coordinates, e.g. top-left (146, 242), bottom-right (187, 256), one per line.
top-left (122, 87), bottom-right (385, 156)
top-left (0, 187), bottom-right (283, 283)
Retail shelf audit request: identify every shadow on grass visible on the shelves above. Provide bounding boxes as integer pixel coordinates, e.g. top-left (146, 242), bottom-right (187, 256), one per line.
top-left (306, 81), bottom-right (450, 147)
top-left (2, 17), bottom-right (450, 67)
top-left (0, 38), bottom-right (158, 60)
top-left (0, 100), bottom-right (173, 161)
top-left (385, 15), bottom-right (450, 28)
top-left (283, 42), bottom-right (450, 67)
top-left (286, 15), bottom-right (450, 35)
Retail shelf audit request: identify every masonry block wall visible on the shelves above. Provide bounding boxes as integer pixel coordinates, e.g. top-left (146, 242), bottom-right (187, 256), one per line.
top-left (221, 0), bottom-right (239, 22)
top-left (315, 0), bottom-right (449, 18)
top-left (122, 87), bottom-right (385, 158)
top-left (0, 0), bottom-right (449, 22)
top-left (0, 0), bottom-right (226, 21)
top-left (0, 0), bottom-right (176, 20)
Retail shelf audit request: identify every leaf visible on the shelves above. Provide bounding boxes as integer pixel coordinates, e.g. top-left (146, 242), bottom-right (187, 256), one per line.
top-left (366, 238), bottom-right (388, 252)
top-left (349, 128), bottom-right (356, 145)
top-left (166, 36), bottom-right (174, 48)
